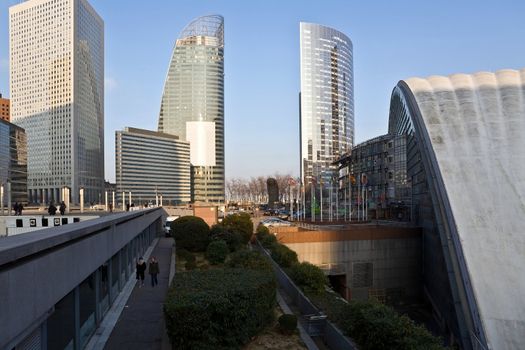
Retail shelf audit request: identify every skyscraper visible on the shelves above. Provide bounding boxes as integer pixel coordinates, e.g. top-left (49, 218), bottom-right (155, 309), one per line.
top-left (299, 22), bottom-right (354, 196)
top-left (9, 0), bottom-right (104, 205)
top-left (158, 15), bottom-right (224, 203)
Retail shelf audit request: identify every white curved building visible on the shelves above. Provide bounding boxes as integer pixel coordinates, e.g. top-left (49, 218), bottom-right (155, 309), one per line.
top-left (389, 68), bottom-right (525, 350)
top-left (158, 15), bottom-right (224, 203)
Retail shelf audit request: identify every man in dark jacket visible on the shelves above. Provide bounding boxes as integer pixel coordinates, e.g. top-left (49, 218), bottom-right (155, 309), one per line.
top-left (48, 202), bottom-right (57, 215)
top-left (136, 257), bottom-right (146, 287)
top-left (148, 257), bottom-right (160, 287)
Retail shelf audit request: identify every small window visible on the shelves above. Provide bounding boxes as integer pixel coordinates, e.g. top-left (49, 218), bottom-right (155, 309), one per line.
top-left (16, 219), bottom-right (23, 227)
top-left (42, 218), bottom-right (48, 227)
top-left (73, 217), bottom-right (80, 223)
top-left (62, 218), bottom-right (68, 225)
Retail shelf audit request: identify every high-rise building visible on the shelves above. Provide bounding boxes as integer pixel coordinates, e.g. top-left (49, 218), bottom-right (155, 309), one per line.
top-left (0, 94), bottom-right (10, 122)
top-left (116, 127), bottom-right (191, 205)
top-left (299, 22), bottom-right (354, 200)
top-left (158, 15), bottom-right (224, 203)
top-left (9, 0), bottom-right (104, 205)
top-left (0, 119), bottom-right (27, 205)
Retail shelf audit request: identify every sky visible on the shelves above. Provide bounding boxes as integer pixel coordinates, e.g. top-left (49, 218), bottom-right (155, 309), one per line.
top-left (1, 0), bottom-right (525, 182)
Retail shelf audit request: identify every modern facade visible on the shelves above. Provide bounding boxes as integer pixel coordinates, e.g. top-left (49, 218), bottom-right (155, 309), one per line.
top-left (115, 127), bottom-right (191, 205)
top-left (299, 22), bottom-right (353, 218)
top-left (158, 15), bottom-right (225, 203)
top-left (9, 0), bottom-right (104, 205)
top-left (336, 134), bottom-right (409, 220)
top-left (0, 119), bottom-right (27, 205)
top-left (388, 68), bottom-right (525, 350)
top-left (0, 94), bottom-right (10, 122)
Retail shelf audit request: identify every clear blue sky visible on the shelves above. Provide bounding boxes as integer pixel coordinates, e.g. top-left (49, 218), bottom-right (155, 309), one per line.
top-left (1, 0), bottom-right (524, 182)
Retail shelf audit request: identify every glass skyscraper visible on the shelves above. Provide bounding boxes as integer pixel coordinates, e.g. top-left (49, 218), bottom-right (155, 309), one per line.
top-left (0, 119), bottom-right (27, 205)
top-left (300, 22), bottom-right (354, 190)
top-left (158, 15), bottom-right (225, 203)
top-left (9, 0), bottom-right (104, 205)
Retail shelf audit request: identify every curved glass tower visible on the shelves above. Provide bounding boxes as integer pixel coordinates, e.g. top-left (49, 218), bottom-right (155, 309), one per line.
top-left (158, 15), bottom-right (224, 203)
top-left (300, 22), bottom-right (353, 184)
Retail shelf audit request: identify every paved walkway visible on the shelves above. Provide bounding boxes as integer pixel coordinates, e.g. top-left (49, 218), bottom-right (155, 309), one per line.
top-left (104, 237), bottom-right (173, 350)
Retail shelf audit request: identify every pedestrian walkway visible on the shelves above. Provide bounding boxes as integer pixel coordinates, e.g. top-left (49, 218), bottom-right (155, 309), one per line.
top-left (104, 237), bottom-right (173, 350)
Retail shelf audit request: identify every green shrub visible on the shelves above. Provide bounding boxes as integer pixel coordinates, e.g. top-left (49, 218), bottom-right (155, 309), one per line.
top-left (164, 268), bottom-right (276, 349)
top-left (177, 249), bottom-right (195, 263)
top-left (290, 262), bottom-right (327, 294)
top-left (206, 240), bottom-right (229, 265)
top-left (338, 301), bottom-right (446, 350)
top-left (184, 261), bottom-right (197, 270)
top-left (270, 244), bottom-right (298, 268)
top-left (210, 224), bottom-right (243, 252)
top-left (256, 224), bottom-right (270, 239)
top-left (278, 314), bottom-right (297, 334)
top-left (171, 216), bottom-right (210, 252)
top-left (227, 250), bottom-right (273, 272)
top-left (222, 212), bottom-right (253, 244)
top-left (260, 233), bottom-right (277, 249)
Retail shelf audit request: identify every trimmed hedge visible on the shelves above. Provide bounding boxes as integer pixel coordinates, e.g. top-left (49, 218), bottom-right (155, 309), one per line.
top-left (222, 212), bottom-right (253, 244)
top-left (164, 268), bottom-right (276, 349)
top-left (177, 249), bottom-right (195, 263)
top-left (210, 224), bottom-right (243, 252)
top-left (337, 301), bottom-right (446, 350)
top-left (206, 240), bottom-right (229, 265)
top-left (256, 224), bottom-right (270, 239)
top-left (290, 262), bottom-right (327, 294)
top-left (278, 314), bottom-right (297, 334)
top-left (171, 216), bottom-right (210, 252)
top-left (227, 250), bottom-right (273, 272)
top-left (270, 244), bottom-right (298, 268)
top-left (260, 233), bottom-right (277, 249)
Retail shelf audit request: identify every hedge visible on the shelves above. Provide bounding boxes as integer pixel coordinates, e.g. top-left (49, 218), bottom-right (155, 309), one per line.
top-left (270, 244), bottom-right (298, 268)
top-left (256, 224), bottom-right (270, 239)
top-left (337, 301), bottom-right (446, 350)
top-left (206, 240), bottom-right (229, 265)
top-left (290, 261), bottom-right (327, 294)
top-left (210, 224), bottom-right (243, 252)
top-left (170, 216), bottom-right (210, 252)
top-left (164, 268), bottom-right (276, 349)
top-left (222, 212), bottom-right (253, 244)
top-left (227, 250), bottom-right (273, 272)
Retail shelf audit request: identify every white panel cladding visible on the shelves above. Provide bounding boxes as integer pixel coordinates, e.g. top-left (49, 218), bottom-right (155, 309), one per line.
top-left (186, 121), bottom-right (216, 166)
top-left (405, 68), bottom-right (525, 350)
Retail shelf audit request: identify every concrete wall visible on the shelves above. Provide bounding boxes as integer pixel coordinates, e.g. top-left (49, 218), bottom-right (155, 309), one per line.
top-left (275, 226), bottom-right (421, 302)
top-left (0, 208), bottom-right (163, 349)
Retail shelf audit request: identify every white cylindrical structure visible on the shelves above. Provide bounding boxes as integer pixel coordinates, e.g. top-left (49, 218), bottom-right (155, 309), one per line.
top-left (160, 194), bottom-right (163, 206)
top-left (7, 181), bottom-right (12, 216)
top-left (105, 191), bottom-right (108, 211)
top-left (80, 188), bottom-right (84, 213)
top-left (128, 191), bottom-right (131, 206)
top-left (112, 191), bottom-right (115, 211)
top-left (1, 184), bottom-right (4, 215)
top-left (122, 192), bottom-right (125, 211)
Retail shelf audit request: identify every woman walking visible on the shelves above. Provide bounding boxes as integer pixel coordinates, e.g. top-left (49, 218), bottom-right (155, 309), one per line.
top-left (136, 257), bottom-right (146, 287)
top-left (149, 257), bottom-right (160, 287)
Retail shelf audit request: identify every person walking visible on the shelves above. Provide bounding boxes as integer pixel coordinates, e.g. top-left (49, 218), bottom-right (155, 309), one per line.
top-left (18, 203), bottom-right (23, 215)
top-left (148, 257), bottom-right (160, 287)
top-left (59, 201), bottom-right (66, 215)
top-left (136, 257), bottom-right (146, 287)
top-left (48, 202), bottom-right (57, 215)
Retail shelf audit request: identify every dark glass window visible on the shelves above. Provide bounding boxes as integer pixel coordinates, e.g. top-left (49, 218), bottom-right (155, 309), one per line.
top-left (47, 289), bottom-right (75, 349)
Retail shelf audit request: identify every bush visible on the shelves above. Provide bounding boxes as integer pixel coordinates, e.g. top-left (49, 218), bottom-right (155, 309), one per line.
top-left (171, 216), bottom-right (210, 252)
top-left (206, 240), bottom-right (229, 265)
top-left (256, 224), bottom-right (270, 240)
top-left (338, 301), bottom-right (446, 350)
top-left (290, 262), bottom-right (327, 294)
top-left (227, 250), bottom-right (273, 272)
top-left (177, 249), bottom-right (195, 263)
top-left (164, 268), bottom-right (276, 349)
top-left (260, 233), bottom-right (277, 249)
top-left (222, 212), bottom-right (253, 244)
top-left (184, 261), bottom-right (197, 270)
top-left (278, 314), bottom-right (297, 334)
top-left (270, 244), bottom-right (298, 268)
top-left (210, 224), bottom-right (243, 252)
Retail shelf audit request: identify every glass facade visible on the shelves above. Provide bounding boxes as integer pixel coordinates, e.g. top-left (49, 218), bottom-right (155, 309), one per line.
top-left (9, 0), bottom-right (104, 205)
top-left (116, 127), bottom-right (191, 205)
top-left (0, 119), bottom-right (27, 204)
top-left (300, 22), bottom-right (354, 187)
top-left (158, 15), bottom-right (224, 203)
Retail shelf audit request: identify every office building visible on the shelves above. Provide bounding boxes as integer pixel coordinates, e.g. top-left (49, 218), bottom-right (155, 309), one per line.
top-left (389, 68), bottom-right (525, 349)
top-left (299, 22), bottom-right (353, 216)
top-left (116, 127), bottom-right (191, 205)
top-left (0, 94), bottom-right (10, 122)
top-left (0, 119), bottom-right (27, 205)
top-left (158, 15), bottom-right (225, 203)
top-left (336, 134), bottom-right (409, 220)
top-left (9, 0), bottom-right (104, 204)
